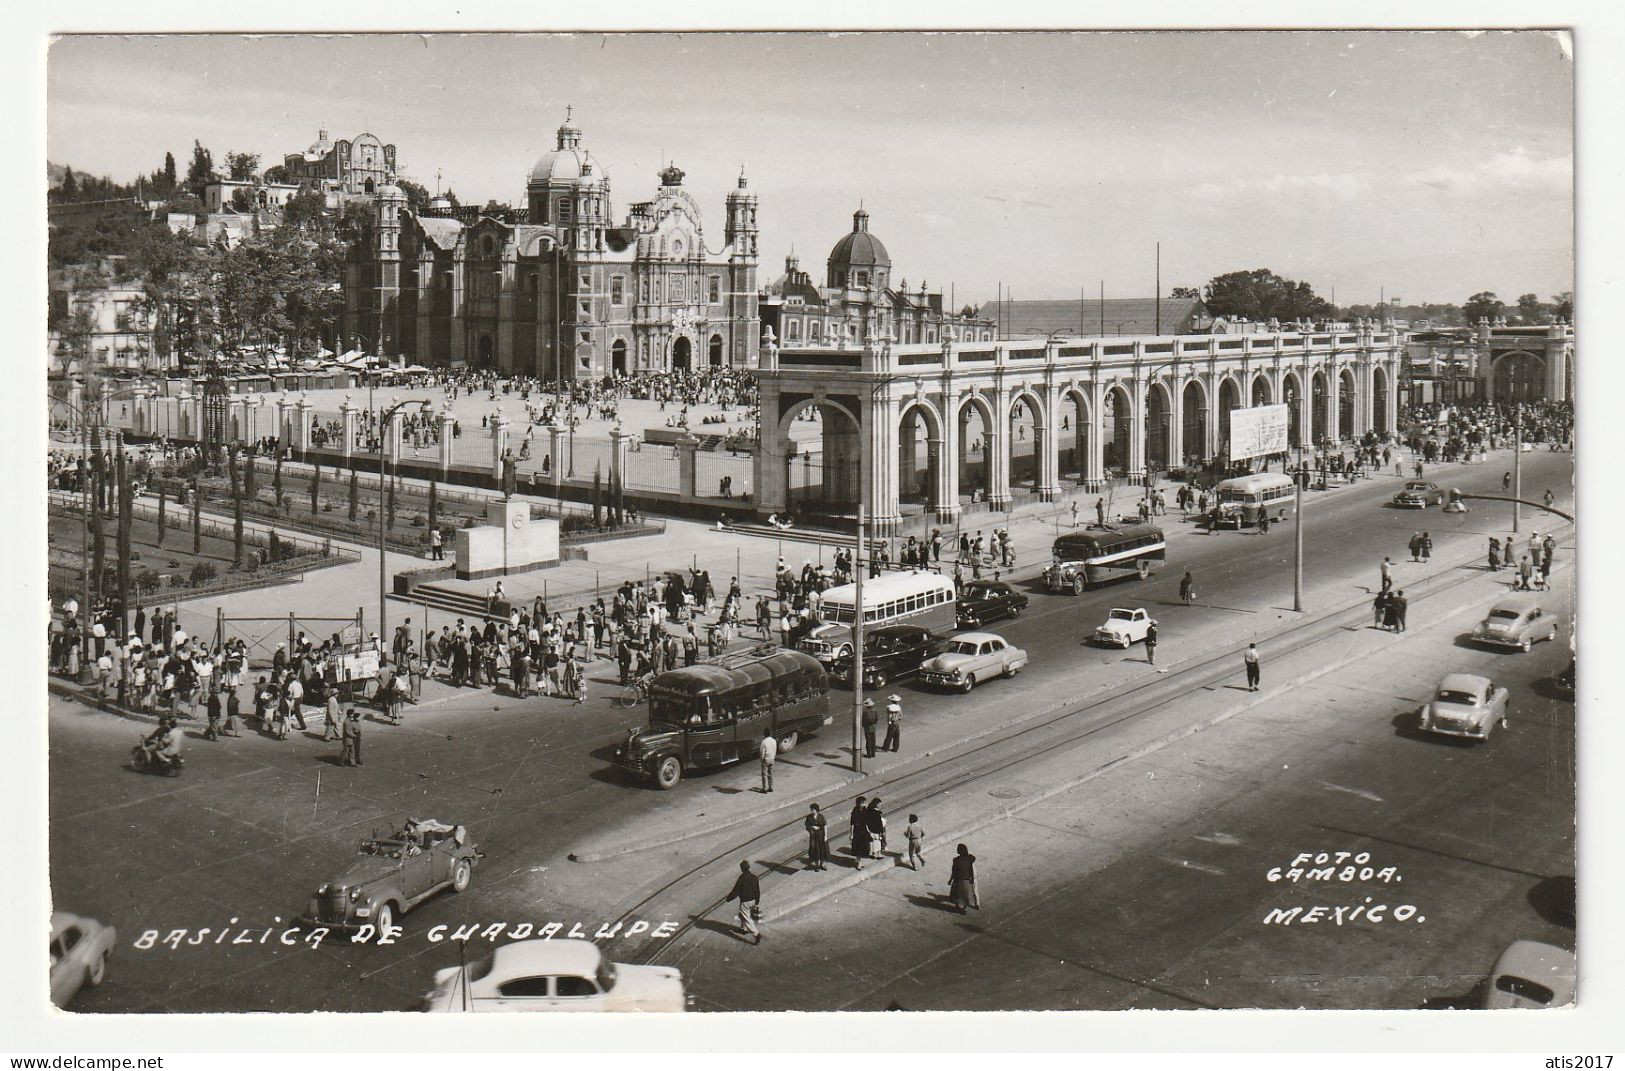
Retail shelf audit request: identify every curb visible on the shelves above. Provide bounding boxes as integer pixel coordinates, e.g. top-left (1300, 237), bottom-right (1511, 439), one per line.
top-left (757, 575), bottom-right (1513, 924)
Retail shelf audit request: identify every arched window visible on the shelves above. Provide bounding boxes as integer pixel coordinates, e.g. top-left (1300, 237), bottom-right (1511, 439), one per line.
top-left (709, 276), bottom-right (721, 303)
top-left (786, 320), bottom-right (800, 341)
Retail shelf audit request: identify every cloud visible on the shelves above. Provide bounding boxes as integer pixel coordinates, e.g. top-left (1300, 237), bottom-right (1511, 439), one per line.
top-left (1190, 171), bottom-right (1372, 201)
top-left (1406, 149), bottom-right (1571, 195)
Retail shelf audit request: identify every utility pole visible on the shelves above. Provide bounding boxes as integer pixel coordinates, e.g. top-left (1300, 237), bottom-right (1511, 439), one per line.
top-left (1099, 281), bottom-right (1105, 336)
top-left (851, 500), bottom-right (865, 774)
top-left (1512, 407), bottom-right (1523, 534)
top-left (1155, 242), bottom-right (1161, 334)
top-left (1293, 444), bottom-right (1304, 612)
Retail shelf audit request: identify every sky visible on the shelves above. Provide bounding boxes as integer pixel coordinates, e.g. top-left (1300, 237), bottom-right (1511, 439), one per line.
top-left (46, 31), bottom-right (1574, 308)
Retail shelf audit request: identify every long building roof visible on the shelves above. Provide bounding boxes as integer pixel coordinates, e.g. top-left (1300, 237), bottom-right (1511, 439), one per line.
top-left (989, 297), bottom-right (1210, 337)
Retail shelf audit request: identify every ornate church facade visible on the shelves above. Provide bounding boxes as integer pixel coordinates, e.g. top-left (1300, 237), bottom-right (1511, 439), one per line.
top-left (342, 113), bottom-right (760, 377)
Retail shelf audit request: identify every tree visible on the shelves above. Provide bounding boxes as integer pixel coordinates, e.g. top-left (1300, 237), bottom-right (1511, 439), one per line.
top-left (156, 485), bottom-right (166, 546)
top-left (1515, 293), bottom-right (1547, 324)
top-left (186, 140), bottom-right (215, 197)
top-left (1462, 291), bottom-right (1504, 324)
top-left (161, 152), bottom-right (177, 196)
top-left (396, 178), bottom-right (432, 209)
top-left (243, 454), bottom-right (255, 498)
top-left (1552, 291), bottom-right (1573, 321)
top-left (60, 166), bottom-right (78, 199)
top-left (311, 458), bottom-right (322, 515)
top-left (592, 464), bottom-right (603, 528)
top-left (1201, 269), bottom-right (1333, 321)
top-left (115, 450), bottom-right (131, 625)
top-left (428, 479), bottom-right (438, 533)
top-left (1169, 286), bottom-right (1200, 300)
top-left (225, 151), bottom-right (260, 182)
top-left (273, 447), bottom-right (283, 504)
top-left (348, 464), bottom-right (358, 520)
top-left (230, 188), bottom-right (254, 213)
top-left (191, 477), bottom-right (202, 554)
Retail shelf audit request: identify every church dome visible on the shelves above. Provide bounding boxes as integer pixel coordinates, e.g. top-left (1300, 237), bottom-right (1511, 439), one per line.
top-left (827, 208), bottom-right (890, 269)
top-left (528, 113), bottom-right (603, 187)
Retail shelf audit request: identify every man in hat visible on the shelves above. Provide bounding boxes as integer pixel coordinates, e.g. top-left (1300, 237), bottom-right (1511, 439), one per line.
top-left (882, 694), bottom-right (903, 753)
top-left (861, 698), bottom-right (879, 758)
top-left (340, 708), bottom-right (363, 766)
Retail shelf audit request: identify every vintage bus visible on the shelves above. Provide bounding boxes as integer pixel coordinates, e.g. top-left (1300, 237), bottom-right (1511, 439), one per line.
top-left (798, 570), bottom-right (959, 664)
top-left (1211, 472), bottom-right (1297, 529)
top-left (1043, 524), bottom-right (1167, 594)
top-left (611, 646), bottom-right (832, 789)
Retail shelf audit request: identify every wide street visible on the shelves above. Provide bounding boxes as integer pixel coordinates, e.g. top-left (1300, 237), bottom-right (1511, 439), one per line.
top-left (48, 446), bottom-right (1574, 1012)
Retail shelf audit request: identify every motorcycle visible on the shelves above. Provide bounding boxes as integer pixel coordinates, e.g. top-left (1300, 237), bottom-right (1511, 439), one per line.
top-left (130, 735), bottom-right (184, 776)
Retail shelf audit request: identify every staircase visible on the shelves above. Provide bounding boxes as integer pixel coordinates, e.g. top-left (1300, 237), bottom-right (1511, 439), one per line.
top-left (720, 522), bottom-right (884, 553)
top-left (393, 583), bottom-right (505, 622)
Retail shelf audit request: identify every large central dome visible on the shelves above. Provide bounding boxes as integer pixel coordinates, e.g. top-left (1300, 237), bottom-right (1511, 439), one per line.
top-left (528, 115), bottom-right (604, 187)
top-left (827, 208), bottom-right (890, 268)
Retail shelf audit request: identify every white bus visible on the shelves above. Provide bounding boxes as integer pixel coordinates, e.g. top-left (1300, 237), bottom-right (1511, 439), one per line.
top-left (1211, 472), bottom-right (1297, 529)
top-left (798, 570), bottom-right (958, 664)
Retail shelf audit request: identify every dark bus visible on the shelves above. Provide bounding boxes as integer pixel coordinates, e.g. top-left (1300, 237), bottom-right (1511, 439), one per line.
top-left (611, 645), bottom-right (832, 789)
top-left (1042, 524), bottom-right (1167, 593)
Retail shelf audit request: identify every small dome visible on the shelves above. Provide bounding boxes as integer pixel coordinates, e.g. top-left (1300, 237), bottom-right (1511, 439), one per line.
top-left (375, 183), bottom-right (405, 201)
top-left (828, 208), bottom-right (890, 269)
top-left (528, 113), bottom-right (604, 187)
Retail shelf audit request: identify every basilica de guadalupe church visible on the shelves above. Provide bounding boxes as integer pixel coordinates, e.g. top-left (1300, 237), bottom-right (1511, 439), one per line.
top-left (342, 111), bottom-right (762, 378)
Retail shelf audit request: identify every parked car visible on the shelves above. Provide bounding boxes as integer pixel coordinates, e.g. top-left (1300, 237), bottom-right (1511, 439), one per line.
top-left (1472, 598), bottom-right (1561, 652)
top-left (1393, 480), bottom-right (1445, 508)
top-left (300, 818), bottom-right (483, 935)
top-left (1416, 673), bottom-right (1509, 740)
top-left (918, 631), bottom-right (1028, 693)
top-left (830, 623), bottom-right (947, 689)
top-left (50, 911), bottom-right (117, 1009)
top-left (421, 939), bottom-right (688, 1012)
top-left (1091, 607), bottom-right (1154, 648)
top-left (955, 580), bottom-right (1029, 629)
top-left (1484, 940), bottom-right (1575, 1009)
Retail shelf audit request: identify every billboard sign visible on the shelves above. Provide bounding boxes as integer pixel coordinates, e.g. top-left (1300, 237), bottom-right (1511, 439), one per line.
top-left (1229, 404), bottom-right (1290, 461)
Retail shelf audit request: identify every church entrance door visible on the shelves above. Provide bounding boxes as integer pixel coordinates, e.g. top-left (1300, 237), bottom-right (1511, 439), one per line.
top-left (672, 336), bottom-right (692, 372)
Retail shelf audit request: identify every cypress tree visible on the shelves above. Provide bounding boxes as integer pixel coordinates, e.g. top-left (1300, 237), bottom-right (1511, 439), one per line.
top-left (311, 458), bottom-right (322, 515)
top-left (191, 477), bottom-right (202, 553)
top-left (156, 485), bottom-right (166, 546)
top-left (273, 448), bottom-right (283, 506)
top-left (230, 451), bottom-right (244, 564)
top-left (592, 464), bottom-right (603, 528)
top-left (348, 464), bottom-right (358, 520)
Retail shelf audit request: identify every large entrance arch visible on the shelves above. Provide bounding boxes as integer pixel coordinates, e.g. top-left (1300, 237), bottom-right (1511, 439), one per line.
top-left (1282, 371), bottom-right (1303, 447)
top-left (1181, 380), bottom-right (1207, 466)
top-left (958, 396), bottom-right (994, 503)
top-left (1311, 371), bottom-right (1329, 445)
top-left (1217, 376), bottom-right (1241, 457)
top-left (708, 334), bottom-right (724, 367)
top-left (1144, 382), bottom-right (1172, 471)
top-left (1058, 390), bottom-right (1091, 484)
top-left (477, 334), bottom-right (494, 368)
top-left (1372, 367), bottom-right (1390, 435)
top-left (1009, 391), bottom-right (1044, 494)
top-left (671, 336), bottom-right (692, 371)
top-left (1251, 373), bottom-right (1272, 408)
top-left (1103, 385), bottom-right (1133, 475)
top-left (898, 403), bottom-right (941, 508)
top-left (1338, 368), bottom-right (1358, 440)
top-left (611, 339), bottom-right (627, 375)
top-left (778, 398), bottom-right (860, 514)
top-left (1493, 352), bottom-right (1545, 403)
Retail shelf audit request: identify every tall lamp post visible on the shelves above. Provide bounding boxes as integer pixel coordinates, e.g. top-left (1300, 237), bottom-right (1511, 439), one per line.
top-left (377, 398), bottom-right (433, 645)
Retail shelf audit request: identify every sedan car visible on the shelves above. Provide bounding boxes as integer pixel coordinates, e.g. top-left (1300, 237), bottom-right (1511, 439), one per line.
top-left (301, 818), bottom-right (483, 935)
top-left (918, 632), bottom-right (1028, 693)
top-left (1393, 480), bottom-right (1445, 508)
top-left (1416, 673), bottom-right (1510, 740)
top-left (1092, 607), bottom-right (1153, 648)
top-left (422, 939), bottom-right (687, 1012)
top-left (830, 623), bottom-right (946, 689)
top-left (1473, 598), bottom-right (1560, 652)
top-left (50, 911), bottom-right (117, 1009)
top-left (955, 580), bottom-right (1029, 629)
top-left (1484, 940), bottom-right (1575, 1009)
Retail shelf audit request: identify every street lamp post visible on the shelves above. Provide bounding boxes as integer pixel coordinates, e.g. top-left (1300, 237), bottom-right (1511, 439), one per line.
top-left (1111, 319), bottom-right (1140, 337)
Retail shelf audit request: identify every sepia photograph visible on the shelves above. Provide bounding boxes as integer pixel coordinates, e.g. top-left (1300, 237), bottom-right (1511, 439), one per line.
top-left (9, 6), bottom-right (1617, 1057)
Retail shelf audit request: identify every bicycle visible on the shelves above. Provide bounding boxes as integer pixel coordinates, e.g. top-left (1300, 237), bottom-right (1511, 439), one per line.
top-left (617, 674), bottom-right (654, 708)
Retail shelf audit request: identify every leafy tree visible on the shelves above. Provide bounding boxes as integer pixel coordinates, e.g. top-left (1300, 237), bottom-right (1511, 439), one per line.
top-left (186, 141), bottom-right (216, 196)
top-left (156, 485), bottom-right (166, 546)
top-left (1201, 269), bottom-right (1332, 321)
top-left (428, 479), bottom-right (438, 532)
top-left (60, 166), bottom-right (78, 199)
top-left (190, 477), bottom-right (202, 554)
top-left (230, 450), bottom-right (244, 563)
top-left (396, 178), bottom-right (432, 209)
top-left (231, 187), bottom-right (254, 212)
top-left (1169, 286), bottom-right (1201, 300)
top-left (348, 465), bottom-right (358, 520)
top-left (225, 151), bottom-right (260, 182)
top-left (592, 464), bottom-right (603, 527)
top-left (1552, 291), bottom-right (1573, 321)
top-left (161, 152), bottom-right (177, 195)
top-left (1462, 291), bottom-right (1504, 324)
top-left (1515, 293), bottom-right (1547, 324)
top-left (441, 187), bottom-right (461, 210)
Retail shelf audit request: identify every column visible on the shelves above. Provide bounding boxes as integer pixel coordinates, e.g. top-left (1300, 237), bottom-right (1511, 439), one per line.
top-left (1086, 381), bottom-right (1106, 491)
top-left (609, 427), bottom-right (632, 491)
top-left (275, 394), bottom-right (292, 447)
top-left (676, 434), bottom-right (700, 500)
top-left (937, 393), bottom-right (961, 521)
top-left (339, 400), bottom-right (358, 461)
top-left (294, 397), bottom-right (314, 453)
top-left (489, 408), bottom-right (508, 480)
top-left (437, 408), bottom-right (456, 475)
top-left (1168, 377), bottom-right (1184, 469)
top-left (191, 394), bottom-right (206, 442)
top-left (546, 424), bottom-right (566, 483)
top-left (66, 382), bottom-right (84, 433)
top-left (1127, 382), bottom-right (1146, 484)
top-left (1204, 376), bottom-right (1221, 461)
top-left (1326, 366), bottom-right (1342, 444)
top-left (870, 395), bottom-right (901, 536)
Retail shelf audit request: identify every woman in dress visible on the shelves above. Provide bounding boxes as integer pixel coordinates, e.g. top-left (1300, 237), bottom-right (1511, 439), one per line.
top-left (849, 796), bottom-right (871, 869)
top-left (866, 799), bottom-right (888, 860)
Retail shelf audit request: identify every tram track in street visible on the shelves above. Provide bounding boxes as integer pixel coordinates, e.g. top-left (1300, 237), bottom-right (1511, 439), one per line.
top-left (615, 533), bottom-right (1541, 963)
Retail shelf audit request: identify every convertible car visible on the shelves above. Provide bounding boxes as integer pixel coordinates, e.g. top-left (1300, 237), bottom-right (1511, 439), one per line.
top-left (301, 818), bottom-right (483, 936)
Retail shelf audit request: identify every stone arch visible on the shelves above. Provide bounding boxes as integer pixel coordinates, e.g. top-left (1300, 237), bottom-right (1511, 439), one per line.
top-left (1180, 377), bottom-right (1208, 465)
top-left (1310, 368), bottom-right (1330, 445)
top-left (1491, 349), bottom-right (1546, 403)
top-left (898, 399), bottom-right (944, 508)
top-left (1059, 386), bottom-right (1092, 482)
top-left (671, 335), bottom-right (693, 371)
top-left (957, 393), bottom-right (997, 503)
top-left (777, 396), bottom-right (863, 514)
top-left (1372, 365), bottom-right (1390, 435)
top-left (1144, 379), bottom-right (1174, 471)
top-left (708, 333), bottom-right (724, 367)
top-left (1008, 388), bottom-right (1046, 493)
top-left (1281, 370), bottom-right (1304, 447)
top-left (1216, 374), bottom-right (1242, 456)
top-left (1102, 382), bottom-right (1134, 475)
top-left (1250, 371), bottom-right (1273, 407)
top-left (1338, 366), bottom-right (1358, 439)
top-left (611, 338), bottom-right (628, 374)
